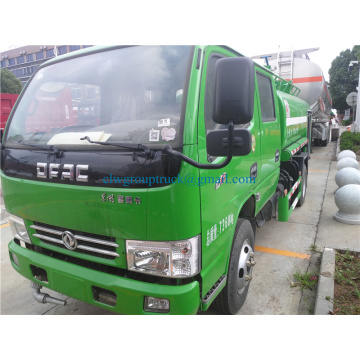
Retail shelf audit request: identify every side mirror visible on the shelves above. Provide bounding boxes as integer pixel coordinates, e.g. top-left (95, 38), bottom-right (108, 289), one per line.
top-left (207, 128), bottom-right (252, 157)
top-left (212, 57), bottom-right (255, 125)
top-left (161, 57), bottom-right (255, 169)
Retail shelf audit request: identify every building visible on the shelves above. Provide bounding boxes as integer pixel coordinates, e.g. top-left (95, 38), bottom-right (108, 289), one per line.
top-left (0, 45), bottom-right (92, 86)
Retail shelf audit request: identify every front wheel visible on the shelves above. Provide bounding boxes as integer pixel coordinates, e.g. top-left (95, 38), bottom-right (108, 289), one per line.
top-left (213, 219), bottom-right (255, 314)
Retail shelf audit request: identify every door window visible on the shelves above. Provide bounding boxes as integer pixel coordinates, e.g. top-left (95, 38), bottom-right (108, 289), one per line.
top-left (256, 72), bottom-right (275, 122)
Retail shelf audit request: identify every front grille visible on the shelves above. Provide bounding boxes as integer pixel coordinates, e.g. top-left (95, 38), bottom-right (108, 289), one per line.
top-left (30, 222), bottom-right (119, 260)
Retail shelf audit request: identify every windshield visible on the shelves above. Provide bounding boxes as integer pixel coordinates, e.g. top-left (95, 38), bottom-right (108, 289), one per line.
top-left (5, 46), bottom-right (192, 150)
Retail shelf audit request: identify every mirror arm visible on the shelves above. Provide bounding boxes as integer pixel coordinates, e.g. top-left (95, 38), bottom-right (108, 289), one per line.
top-left (162, 121), bottom-right (234, 170)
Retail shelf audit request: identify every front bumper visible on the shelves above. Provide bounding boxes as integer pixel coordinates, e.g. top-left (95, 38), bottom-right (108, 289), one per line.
top-left (8, 240), bottom-right (200, 315)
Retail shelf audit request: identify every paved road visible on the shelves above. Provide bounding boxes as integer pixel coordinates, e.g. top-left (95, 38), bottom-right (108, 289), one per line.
top-left (237, 141), bottom-right (336, 315)
top-left (0, 141), bottom-right (336, 315)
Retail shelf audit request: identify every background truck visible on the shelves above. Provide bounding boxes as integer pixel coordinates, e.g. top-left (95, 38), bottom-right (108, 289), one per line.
top-left (1, 93), bottom-right (19, 141)
top-left (1, 45), bottom-right (310, 315)
top-left (253, 48), bottom-right (333, 146)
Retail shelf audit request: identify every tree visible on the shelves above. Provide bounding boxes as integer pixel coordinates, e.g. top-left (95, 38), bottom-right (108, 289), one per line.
top-left (0, 68), bottom-right (22, 94)
top-left (328, 46), bottom-right (359, 115)
top-left (354, 45), bottom-right (360, 62)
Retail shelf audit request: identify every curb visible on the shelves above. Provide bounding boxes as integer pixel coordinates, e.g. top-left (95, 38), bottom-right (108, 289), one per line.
top-left (315, 140), bottom-right (337, 315)
top-left (314, 248), bottom-right (335, 315)
top-left (314, 129), bottom-right (360, 314)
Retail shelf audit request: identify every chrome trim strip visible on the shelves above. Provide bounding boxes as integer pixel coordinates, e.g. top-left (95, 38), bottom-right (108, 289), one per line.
top-left (32, 233), bottom-right (119, 258)
top-left (77, 245), bottom-right (120, 257)
top-left (30, 225), bottom-right (63, 236)
top-left (33, 233), bottom-right (63, 245)
top-left (30, 224), bottom-right (118, 247)
top-left (74, 234), bottom-right (119, 248)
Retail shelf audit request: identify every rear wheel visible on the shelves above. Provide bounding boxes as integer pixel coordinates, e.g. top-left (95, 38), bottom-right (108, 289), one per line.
top-left (213, 219), bottom-right (255, 314)
top-left (297, 166), bottom-right (307, 207)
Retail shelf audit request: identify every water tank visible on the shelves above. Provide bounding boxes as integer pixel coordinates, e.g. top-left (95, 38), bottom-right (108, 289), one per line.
top-left (277, 91), bottom-right (309, 148)
top-left (273, 57), bottom-right (332, 120)
top-left (252, 49), bottom-right (332, 120)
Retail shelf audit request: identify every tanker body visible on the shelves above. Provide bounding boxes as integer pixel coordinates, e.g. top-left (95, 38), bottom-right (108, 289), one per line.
top-left (277, 90), bottom-right (309, 149)
top-left (253, 48), bottom-right (333, 146)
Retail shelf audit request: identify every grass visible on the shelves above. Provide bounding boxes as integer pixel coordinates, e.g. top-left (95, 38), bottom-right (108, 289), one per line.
top-left (293, 251), bottom-right (322, 315)
top-left (331, 250), bottom-right (360, 315)
top-left (291, 269), bottom-right (318, 290)
top-left (339, 131), bottom-right (360, 154)
top-left (309, 244), bottom-right (320, 253)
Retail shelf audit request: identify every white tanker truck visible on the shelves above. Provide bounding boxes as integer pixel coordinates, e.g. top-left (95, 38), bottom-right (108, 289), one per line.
top-left (252, 48), bottom-right (333, 146)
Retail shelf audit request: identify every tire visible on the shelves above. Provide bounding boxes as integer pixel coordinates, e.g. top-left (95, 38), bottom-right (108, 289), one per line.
top-left (297, 166), bottom-right (307, 207)
top-left (213, 219), bottom-right (255, 314)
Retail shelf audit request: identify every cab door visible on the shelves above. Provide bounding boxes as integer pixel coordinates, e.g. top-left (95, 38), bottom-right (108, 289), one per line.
top-left (254, 69), bottom-right (281, 213)
top-left (197, 46), bottom-right (261, 297)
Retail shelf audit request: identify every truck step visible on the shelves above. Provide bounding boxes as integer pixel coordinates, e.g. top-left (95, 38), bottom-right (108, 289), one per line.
top-left (202, 275), bottom-right (227, 304)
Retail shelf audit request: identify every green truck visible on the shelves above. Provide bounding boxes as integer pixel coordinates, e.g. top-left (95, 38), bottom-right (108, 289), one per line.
top-left (1, 46), bottom-right (311, 314)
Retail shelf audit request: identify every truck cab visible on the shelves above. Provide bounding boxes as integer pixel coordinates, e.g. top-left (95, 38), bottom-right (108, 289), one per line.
top-left (1, 45), bottom-right (310, 314)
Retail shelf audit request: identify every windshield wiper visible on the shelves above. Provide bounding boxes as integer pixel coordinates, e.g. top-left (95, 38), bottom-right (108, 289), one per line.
top-left (17, 139), bottom-right (64, 158)
top-left (80, 136), bottom-right (155, 159)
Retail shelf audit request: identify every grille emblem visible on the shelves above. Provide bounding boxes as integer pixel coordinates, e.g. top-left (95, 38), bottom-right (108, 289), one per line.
top-left (62, 231), bottom-right (77, 250)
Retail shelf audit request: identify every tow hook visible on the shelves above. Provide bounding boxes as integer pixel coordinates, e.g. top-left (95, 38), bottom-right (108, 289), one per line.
top-left (31, 281), bottom-right (67, 306)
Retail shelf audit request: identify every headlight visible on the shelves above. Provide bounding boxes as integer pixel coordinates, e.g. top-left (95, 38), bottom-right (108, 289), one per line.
top-left (9, 214), bottom-right (31, 244)
top-left (126, 236), bottom-right (200, 278)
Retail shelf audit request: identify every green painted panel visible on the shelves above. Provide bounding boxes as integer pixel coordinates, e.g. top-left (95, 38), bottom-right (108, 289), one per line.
top-left (146, 145), bottom-right (201, 241)
top-left (9, 240), bottom-right (200, 314)
top-left (1, 174), bottom-right (148, 241)
top-left (196, 46), bottom-right (260, 296)
top-left (277, 91), bottom-right (309, 149)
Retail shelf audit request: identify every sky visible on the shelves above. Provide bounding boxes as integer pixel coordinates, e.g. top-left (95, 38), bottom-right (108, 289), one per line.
top-left (0, 0), bottom-right (358, 111)
top-left (1, 1), bottom-right (358, 80)
top-left (1, 42), bottom-right (353, 84)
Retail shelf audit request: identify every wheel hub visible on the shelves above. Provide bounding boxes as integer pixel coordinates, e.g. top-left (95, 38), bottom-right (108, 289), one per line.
top-left (237, 239), bottom-right (255, 295)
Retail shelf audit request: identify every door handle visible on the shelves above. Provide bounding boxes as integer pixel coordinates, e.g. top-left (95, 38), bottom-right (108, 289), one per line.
top-left (250, 162), bottom-right (257, 178)
top-left (275, 149), bottom-right (280, 162)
